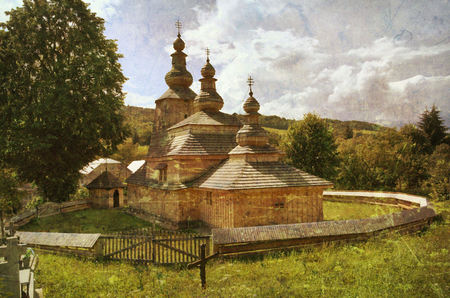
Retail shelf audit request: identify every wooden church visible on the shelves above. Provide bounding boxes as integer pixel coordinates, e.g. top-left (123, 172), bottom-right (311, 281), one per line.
top-left (126, 24), bottom-right (332, 228)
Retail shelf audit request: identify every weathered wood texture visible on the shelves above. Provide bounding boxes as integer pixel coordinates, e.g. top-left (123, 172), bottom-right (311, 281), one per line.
top-left (127, 185), bottom-right (326, 228)
top-left (9, 200), bottom-right (91, 228)
top-left (16, 232), bottom-right (102, 258)
top-left (323, 190), bottom-right (428, 208)
top-left (100, 228), bottom-right (211, 264)
top-left (213, 203), bottom-right (437, 256)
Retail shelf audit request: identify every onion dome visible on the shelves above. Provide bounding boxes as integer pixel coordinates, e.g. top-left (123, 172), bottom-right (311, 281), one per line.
top-left (236, 76), bottom-right (269, 147)
top-left (193, 48), bottom-right (224, 112)
top-left (164, 21), bottom-right (193, 89)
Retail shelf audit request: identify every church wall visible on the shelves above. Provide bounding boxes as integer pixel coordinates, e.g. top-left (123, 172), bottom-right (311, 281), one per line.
top-left (127, 184), bottom-right (325, 228)
top-left (176, 157), bottom-right (226, 184)
top-left (194, 186), bottom-right (325, 228)
top-left (127, 184), bottom-right (202, 223)
top-left (154, 98), bottom-right (190, 131)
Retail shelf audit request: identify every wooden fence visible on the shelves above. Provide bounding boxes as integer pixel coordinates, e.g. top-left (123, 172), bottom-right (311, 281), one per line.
top-left (100, 229), bottom-right (211, 264)
top-left (8, 200), bottom-right (91, 228)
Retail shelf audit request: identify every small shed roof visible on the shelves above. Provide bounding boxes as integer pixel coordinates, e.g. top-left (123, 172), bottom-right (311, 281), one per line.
top-left (17, 232), bottom-right (101, 248)
top-left (127, 160), bottom-right (146, 174)
top-left (80, 158), bottom-right (121, 175)
top-left (86, 171), bottom-right (124, 189)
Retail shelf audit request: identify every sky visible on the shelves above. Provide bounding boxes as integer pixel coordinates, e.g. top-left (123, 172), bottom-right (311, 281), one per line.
top-left (1, 0), bottom-right (449, 127)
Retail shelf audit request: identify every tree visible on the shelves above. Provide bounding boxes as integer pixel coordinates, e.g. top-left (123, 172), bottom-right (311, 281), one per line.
top-left (418, 105), bottom-right (447, 150)
top-left (423, 144), bottom-right (450, 201)
top-left (336, 128), bottom-right (429, 192)
top-left (0, 0), bottom-right (128, 202)
top-left (282, 113), bottom-right (339, 180)
top-left (0, 169), bottom-right (21, 240)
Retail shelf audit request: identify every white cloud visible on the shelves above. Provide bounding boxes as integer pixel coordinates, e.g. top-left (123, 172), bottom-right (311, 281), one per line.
top-left (84, 0), bottom-right (123, 20)
top-left (180, 1), bottom-right (450, 126)
top-left (0, 1), bottom-right (123, 23)
top-left (125, 91), bottom-right (155, 108)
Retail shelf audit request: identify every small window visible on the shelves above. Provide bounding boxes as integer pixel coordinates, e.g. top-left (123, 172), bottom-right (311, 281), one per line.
top-left (274, 201), bottom-right (285, 209)
top-left (159, 168), bottom-right (167, 183)
top-left (184, 114), bottom-right (188, 119)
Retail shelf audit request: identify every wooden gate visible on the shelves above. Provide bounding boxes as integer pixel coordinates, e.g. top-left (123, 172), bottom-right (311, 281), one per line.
top-left (100, 229), bottom-right (210, 264)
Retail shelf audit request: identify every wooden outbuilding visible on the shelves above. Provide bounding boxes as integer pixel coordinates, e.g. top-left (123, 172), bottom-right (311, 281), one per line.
top-left (86, 171), bottom-right (125, 208)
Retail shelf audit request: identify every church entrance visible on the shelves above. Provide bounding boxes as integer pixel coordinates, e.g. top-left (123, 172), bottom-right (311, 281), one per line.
top-left (113, 190), bottom-right (120, 208)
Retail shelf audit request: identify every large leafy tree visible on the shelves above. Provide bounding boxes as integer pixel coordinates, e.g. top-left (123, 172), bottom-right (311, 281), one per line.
top-left (418, 105), bottom-right (447, 150)
top-left (336, 128), bottom-right (428, 192)
top-left (0, 168), bottom-right (21, 239)
top-left (282, 113), bottom-right (339, 180)
top-left (0, 0), bottom-right (128, 202)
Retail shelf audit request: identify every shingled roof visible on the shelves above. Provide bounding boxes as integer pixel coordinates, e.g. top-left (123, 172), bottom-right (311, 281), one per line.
top-left (168, 110), bottom-right (241, 130)
top-left (193, 159), bottom-right (333, 190)
top-left (126, 162), bottom-right (149, 186)
top-left (148, 132), bottom-right (238, 157)
top-left (86, 171), bottom-right (124, 189)
top-left (166, 132), bottom-right (237, 156)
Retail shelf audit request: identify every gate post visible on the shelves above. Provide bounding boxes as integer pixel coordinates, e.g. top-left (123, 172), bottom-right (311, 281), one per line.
top-left (151, 236), bottom-right (156, 263)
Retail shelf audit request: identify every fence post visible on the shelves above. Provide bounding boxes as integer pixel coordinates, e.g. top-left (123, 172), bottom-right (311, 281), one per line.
top-left (200, 243), bottom-right (206, 289)
top-left (151, 235), bottom-right (155, 263)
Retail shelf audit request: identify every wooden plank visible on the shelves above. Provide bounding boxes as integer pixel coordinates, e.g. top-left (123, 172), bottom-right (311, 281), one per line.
top-left (187, 252), bottom-right (219, 268)
top-left (103, 238), bottom-right (150, 258)
top-left (153, 240), bottom-right (199, 260)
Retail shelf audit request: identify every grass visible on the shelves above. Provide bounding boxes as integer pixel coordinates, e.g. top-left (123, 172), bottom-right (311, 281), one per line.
top-left (18, 202), bottom-right (401, 234)
top-left (323, 201), bottom-right (401, 221)
top-left (263, 126), bottom-right (287, 136)
top-left (25, 202), bottom-right (449, 297)
top-left (19, 209), bottom-right (154, 233)
top-left (35, 216), bottom-right (449, 297)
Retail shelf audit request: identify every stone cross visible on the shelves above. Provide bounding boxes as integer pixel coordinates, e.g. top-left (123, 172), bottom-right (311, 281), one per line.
top-left (0, 237), bottom-right (27, 297)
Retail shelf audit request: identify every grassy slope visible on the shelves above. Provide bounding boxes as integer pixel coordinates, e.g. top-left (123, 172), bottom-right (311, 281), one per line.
top-left (30, 203), bottom-right (449, 297)
top-left (36, 218), bottom-right (448, 297)
top-left (19, 209), bottom-right (153, 233)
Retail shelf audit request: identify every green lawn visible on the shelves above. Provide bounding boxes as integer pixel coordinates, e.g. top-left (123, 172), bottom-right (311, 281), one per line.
top-left (19, 209), bottom-right (153, 233)
top-left (35, 217), bottom-right (448, 297)
top-left (25, 202), bottom-right (449, 297)
top-left (323, 201), bottom-right (401, 221)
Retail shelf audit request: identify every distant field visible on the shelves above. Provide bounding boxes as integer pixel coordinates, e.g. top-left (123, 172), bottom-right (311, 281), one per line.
top-left (34, 201), bottom-right (449, 297)
top-left (263, 126), bottom-right (287, 136)
top-left (19, 209), bottom-right (153, 233)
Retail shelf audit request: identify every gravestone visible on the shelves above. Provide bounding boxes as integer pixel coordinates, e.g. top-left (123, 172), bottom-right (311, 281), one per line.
top-left (0, 237), bottom-right (27, 297)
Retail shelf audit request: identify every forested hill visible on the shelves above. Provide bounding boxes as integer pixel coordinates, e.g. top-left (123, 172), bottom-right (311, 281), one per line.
top-left (122, 105), bottom-right (383, 137)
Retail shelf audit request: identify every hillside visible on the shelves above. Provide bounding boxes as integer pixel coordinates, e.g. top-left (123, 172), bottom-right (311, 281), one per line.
top-left (122, 106), bottom-right (383, 144)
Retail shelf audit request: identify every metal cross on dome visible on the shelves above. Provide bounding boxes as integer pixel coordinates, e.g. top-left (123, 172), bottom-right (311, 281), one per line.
top-left (206, 48), bottom-right (210, 62)
top-left (247, 75), bottom-right (254, 96)
top-left (175, 20), bottom-right (182, 36)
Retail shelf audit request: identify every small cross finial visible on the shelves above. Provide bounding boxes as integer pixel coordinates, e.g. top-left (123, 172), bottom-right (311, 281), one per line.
top-left (206, 48), bottom-right (210, 62)
top-left (175, 19), bottom-right (182, 37)
top-left (247, 75), bottom-right (254, 96)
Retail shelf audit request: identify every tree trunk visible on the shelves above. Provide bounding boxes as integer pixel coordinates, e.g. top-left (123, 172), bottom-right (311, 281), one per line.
top-left (0, 210), bottom-right (5, 240)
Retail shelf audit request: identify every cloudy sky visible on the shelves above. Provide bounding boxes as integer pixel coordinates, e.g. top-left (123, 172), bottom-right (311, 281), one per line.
top-left (1, 0), bottom-right (449, 127)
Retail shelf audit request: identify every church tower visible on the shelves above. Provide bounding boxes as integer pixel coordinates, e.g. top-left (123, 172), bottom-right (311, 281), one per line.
top-left (153, 21), bottom-right (196, 131)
